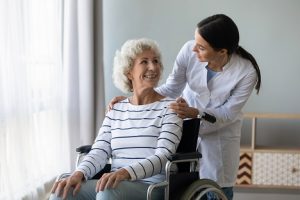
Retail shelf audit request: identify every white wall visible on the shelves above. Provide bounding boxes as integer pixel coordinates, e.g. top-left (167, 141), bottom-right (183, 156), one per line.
top-left (102, 0), bottom-right (300, 199)
top-left (103, 0), bottom-right (300, 115)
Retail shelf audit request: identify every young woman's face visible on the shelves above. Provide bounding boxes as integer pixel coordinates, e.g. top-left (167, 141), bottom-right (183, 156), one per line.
top-left (128, 50), bottom-right (161, 91)
top-left (192, 29), bottom-right (223, 63)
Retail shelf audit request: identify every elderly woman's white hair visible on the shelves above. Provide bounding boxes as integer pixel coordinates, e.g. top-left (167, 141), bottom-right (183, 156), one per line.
top-left (112, 38), bottom-right (163, 93)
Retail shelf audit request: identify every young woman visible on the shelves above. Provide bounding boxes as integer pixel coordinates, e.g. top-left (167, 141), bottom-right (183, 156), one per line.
top-left (156, 14), bottom-right (261, 200)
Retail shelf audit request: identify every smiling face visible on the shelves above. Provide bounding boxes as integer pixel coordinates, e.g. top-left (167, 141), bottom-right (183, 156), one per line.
top-left (193, 29), bottom-right (218, 62)
top-left (192, 29), bottom-right (227, 64)
top-left (127, 50), bottom-right (161, 92)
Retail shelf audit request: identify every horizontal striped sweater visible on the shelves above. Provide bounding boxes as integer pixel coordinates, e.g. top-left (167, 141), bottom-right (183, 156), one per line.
top-left (76, 97), bottom-right (183, 184)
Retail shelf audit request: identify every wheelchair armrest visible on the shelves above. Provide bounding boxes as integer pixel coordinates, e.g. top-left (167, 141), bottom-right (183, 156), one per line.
top-left (169, 152), bottom-right (202, 161)
top-left (76, 145), bottom-right (92, 154)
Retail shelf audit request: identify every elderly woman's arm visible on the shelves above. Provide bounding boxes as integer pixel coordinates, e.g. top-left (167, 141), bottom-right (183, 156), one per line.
top-left (75, 115), bottom-right (112, 180)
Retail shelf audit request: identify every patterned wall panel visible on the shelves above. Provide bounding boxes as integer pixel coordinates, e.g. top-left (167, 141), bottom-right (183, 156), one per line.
top-left (236, 152), bottom-right (252, 185)
top-left (252, 152), bottom-right (300, 187)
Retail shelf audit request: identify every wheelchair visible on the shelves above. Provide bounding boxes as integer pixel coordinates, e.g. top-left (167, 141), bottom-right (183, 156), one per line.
top-left (57, 118), bottom-right (227, 200)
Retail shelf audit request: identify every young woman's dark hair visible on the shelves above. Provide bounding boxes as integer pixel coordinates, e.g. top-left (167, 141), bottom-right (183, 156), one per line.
top-left (197, 14), bottom-right (261, 94)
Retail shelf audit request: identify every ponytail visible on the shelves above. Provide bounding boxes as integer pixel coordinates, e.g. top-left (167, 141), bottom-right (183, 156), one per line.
top-left (196, 14), bottom-right (261, 94)
top-left (235, 46), bottom-right (261, 94)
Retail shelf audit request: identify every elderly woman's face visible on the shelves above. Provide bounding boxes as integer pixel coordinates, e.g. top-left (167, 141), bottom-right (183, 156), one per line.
top-left (128, 50), bottom-right (161, 91)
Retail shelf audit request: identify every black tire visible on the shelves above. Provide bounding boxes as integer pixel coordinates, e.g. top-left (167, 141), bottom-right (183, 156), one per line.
top-left (179, 179), bottom-right (227, 200)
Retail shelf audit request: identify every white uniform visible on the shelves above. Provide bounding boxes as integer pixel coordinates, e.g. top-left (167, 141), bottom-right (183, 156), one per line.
top-left (156, 40), bottom-right (257, 187)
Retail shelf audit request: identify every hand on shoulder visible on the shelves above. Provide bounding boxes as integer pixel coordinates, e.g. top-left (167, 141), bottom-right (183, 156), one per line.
top-left (107, 96), bottom-right (127, 112)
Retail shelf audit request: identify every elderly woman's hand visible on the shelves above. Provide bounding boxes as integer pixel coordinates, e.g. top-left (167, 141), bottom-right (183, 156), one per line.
top-left (51, 171), bottom-right (84, 200)
top-left (96, 168), bottom-right (130, 192)
top-left (169, 97), bottom-right (200, 119)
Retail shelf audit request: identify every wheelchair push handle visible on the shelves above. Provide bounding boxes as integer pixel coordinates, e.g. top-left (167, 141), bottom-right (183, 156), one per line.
top-left (76, 145), bottom-right (92, 154)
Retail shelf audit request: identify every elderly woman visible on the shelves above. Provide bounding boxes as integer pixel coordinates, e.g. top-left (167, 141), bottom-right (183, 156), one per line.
top-left (49, 38), bottom-right (183, 200)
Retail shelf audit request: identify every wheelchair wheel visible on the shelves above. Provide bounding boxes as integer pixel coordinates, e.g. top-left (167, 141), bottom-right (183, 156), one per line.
top-left (179, 178), bottom-right (228, 200)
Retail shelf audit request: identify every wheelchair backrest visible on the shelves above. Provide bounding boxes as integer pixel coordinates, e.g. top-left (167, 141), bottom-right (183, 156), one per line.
top-left (176, 118), bottom-right (200, 154)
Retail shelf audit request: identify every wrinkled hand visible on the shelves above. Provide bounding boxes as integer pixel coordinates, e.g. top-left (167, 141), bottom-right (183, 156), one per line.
top-left (51, 171), bottom-right (84, 200)
top-left (169, 97), bottom-right (199, 119)
top-left (96, 168), bottom-right (130, 192)
top-left (107, 96), bottom-right (127, 112)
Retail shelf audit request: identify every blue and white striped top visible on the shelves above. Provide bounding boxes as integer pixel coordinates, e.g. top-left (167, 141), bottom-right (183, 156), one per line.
top-left (76, 97), bottom-right (183, 184)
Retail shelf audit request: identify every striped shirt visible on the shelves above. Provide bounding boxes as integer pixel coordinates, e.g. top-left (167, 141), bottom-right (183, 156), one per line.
top-left (76, 97), bottom-right (183, 184)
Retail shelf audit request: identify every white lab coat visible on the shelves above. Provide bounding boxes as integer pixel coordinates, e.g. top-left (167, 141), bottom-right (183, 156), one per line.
top-left (156, 40), bottom-right (257, 187)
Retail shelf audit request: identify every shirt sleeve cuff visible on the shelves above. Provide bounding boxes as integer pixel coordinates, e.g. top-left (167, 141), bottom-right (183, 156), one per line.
top-left (197, 109), bottom-right (204, 119)
top-left (123, 166), bottom-right (136, 181)
top-left (74, 169), bottom-right (88, 181)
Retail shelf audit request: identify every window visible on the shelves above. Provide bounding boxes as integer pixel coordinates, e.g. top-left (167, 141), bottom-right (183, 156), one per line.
top-left (0, 0), bottom-right (70, 199)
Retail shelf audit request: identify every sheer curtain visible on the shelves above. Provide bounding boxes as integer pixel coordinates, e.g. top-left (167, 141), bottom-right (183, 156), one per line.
top-left (63, 0), bottom-right (98, 168)
top-left (0, 0), bottom-right (104, 199)
top-left (0, 0), bottom-right (70, 199)
top-left (62, 0), bottom-right (106, 177)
